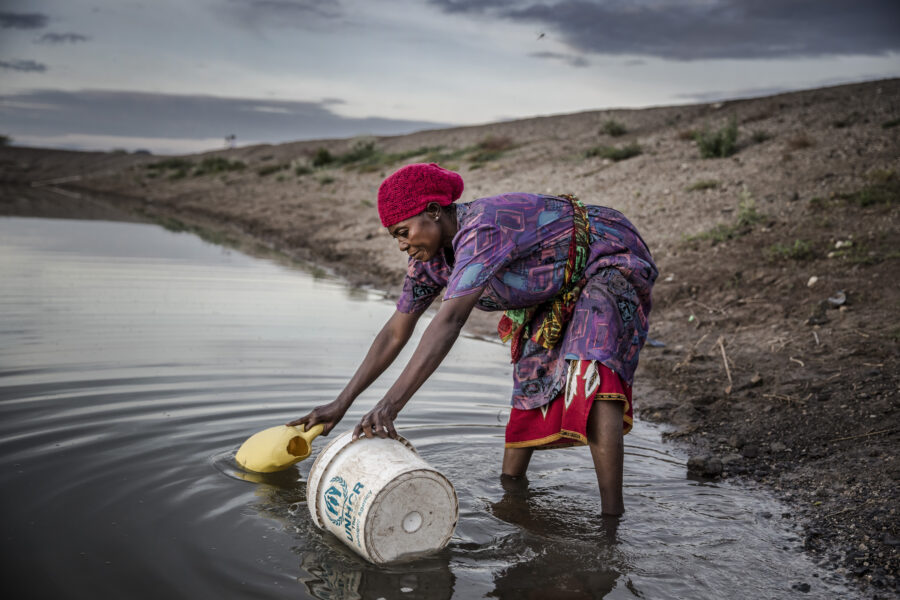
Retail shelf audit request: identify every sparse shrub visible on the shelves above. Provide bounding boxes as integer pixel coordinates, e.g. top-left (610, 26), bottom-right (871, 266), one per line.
top-left (600, 119), bottom-right (627, 137)
top-left (470, 135), bottom-right (515, 163)
top-left (195, 157), bottom-right (245, 175)
top-left (882, 118), bottom-right (900, 129)
top-left (694, 118), bottom-right (738, 158)
top-left (312, 148), bottom-right (334, 167)
top-left (751, 130), bottom-right (772, 144)
top-left (425, 146), bottom-right (469, 164)
top-left (477, 135), bottom-right (515, 152)
top-left (0, 134), bottom-right (11, 146)
top-left (838, 171), bottom-right (898, 207)
top-left (735, 190), bottom-right (763, 227)
top-left (677, 129), bottom-right (697, 141)
top-left (147, 158), bottom-right (194, 171)
top-left (336, 141), bottom-right (378, 165)
top-left (169, 168), bottom-right (188, 180)
top-left (765, 239), bottom-right (814, 261)
top-left (393, 145), bottom-right (442, 161)
top-left (294, 165), bottom-right (313, 176)
top-left (318, 176), bottom-right (335, 185)
top-left (786, 134), bottom-right (814, 150)
top-left (686, 179), bottom-right (719, 192)
top-left (585, 143), bottom-right (642, 162)
top-left (257, 163), bottom-right (288, 176)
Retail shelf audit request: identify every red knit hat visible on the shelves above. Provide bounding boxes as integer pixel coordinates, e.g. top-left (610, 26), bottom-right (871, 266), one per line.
top-left (377, 163), bottom-right (464, 227)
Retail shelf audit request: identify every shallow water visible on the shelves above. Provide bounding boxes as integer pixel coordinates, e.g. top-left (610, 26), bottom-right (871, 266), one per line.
top-left (0, 199), bottom-right (857, 599)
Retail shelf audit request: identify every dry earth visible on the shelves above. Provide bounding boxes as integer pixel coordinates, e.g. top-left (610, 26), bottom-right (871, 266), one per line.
top-left (2, 78), bottom-right (898, 597)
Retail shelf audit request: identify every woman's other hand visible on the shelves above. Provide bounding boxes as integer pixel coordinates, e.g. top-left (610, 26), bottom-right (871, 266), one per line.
top-left (287, 400), bottom-right (348, 436)
top-left (353, 399), bottom-right (399, 440)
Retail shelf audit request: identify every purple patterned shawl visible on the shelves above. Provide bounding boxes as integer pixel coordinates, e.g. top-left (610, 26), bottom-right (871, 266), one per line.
top-left (396, 193), bottom-right (657, 410)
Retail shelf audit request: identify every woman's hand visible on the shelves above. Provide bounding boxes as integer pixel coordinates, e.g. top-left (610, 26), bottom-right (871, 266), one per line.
top-left (286, 400), bottom-right (349, 436)
top-left (353, 399), bottom-right (400, 440)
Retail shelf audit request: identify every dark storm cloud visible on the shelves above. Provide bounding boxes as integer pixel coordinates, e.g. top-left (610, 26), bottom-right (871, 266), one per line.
top-left (429, 0), bottom-right (518, 13)
top-left (430, 0), bottom-right (900, 60)
top-left (36, 32), bottom-right (90, 44)
top-left (0, 12), bottom-right (48, 29)
top-left (221, 0), bottom-right (343, 29)
top-left (529, 51), bottom-right (589, 68)
top-left (0, 89), bottom-right (449, 142)
top-left (0, 59), bottom-right (48, 72)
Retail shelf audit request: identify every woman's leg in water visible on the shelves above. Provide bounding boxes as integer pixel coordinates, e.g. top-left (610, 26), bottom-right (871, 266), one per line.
top-left (502, 446), bottom-right (534, 477)
top-left (587, 399), bottom-right (625, 515)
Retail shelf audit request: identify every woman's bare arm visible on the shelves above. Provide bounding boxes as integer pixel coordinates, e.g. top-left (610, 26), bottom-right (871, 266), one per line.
top-left (288, 308), bottom-right (421, 434)
top-left (353, 289), bottom-right (484, 440)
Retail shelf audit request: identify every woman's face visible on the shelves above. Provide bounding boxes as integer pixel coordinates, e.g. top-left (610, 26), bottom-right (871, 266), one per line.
top-left (387, 211), bottom-right (443, 262)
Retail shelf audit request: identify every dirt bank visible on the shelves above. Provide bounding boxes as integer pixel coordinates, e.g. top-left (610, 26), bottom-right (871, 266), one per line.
top-left (2, 78), bottom-right (898, 596)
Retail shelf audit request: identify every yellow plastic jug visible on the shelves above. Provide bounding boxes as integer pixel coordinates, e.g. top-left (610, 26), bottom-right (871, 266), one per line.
top-left (235, 423), bottom-right (324, 473)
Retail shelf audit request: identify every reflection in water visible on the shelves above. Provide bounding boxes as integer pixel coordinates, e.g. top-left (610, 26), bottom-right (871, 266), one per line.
top-left (488, 475), bottom-right (620, 599)
top-left (299, 553), bottom-right (455, 600)
top-left (0, 192), bottom-right (861, 600)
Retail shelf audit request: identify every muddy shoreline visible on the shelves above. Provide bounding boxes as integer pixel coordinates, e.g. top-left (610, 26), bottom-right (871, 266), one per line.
top-left (2, 78), bottom-right (897, 597)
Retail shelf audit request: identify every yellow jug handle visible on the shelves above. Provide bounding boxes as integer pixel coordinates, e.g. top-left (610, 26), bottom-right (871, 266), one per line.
top-left (300, 423), bottom-right (325, 440)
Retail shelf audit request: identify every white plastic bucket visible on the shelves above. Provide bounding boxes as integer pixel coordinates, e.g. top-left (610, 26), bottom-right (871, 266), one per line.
top-left (306, 430), bottom-right (458, 564)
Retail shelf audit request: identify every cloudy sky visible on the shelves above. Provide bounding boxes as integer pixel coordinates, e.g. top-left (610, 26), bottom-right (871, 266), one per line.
top-left (1, 0), bottom-right (898, 154)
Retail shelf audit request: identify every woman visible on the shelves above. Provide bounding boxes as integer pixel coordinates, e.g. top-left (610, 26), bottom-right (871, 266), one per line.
top-left (290, 163), bottom-right (657, 515)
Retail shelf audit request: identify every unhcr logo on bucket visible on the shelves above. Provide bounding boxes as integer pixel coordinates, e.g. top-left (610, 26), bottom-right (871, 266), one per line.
top-left (324, 476), bottom-right (348, 526)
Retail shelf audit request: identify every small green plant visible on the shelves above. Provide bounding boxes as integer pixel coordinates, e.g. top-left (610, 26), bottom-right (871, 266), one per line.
top-left (312, 148), bottom-right (334, 167)
top-left (318, 175), bottom-right (335, 185)
top-left (257, 163), bottom-right (288, 176)
top-left (838, 171), bottom-right (898, 207)
top-left (751, 130), bottom-right (772, 144)
top-left (195, 157), bottom-right (245, 175)
top-left (735, 190), bottom-right (763, 227)
top-left (600, 119), bottom-right (627, 137)
top-left (585, 143), bottom-right (642, 162)
top-left (685, 188), bottom-right (764, 244)
top-left (694, 118), bottom-right (738, 158)
top-left (882, 117), bottom-right (900, 129)
top-left (686, 179), bottom-right (720, 192)
top-left (765, 239), bottom-right (814, 261)
top-left (168, 168), bottom-right (188, 180)
top-left (294, 165), bottom-right (313, 176)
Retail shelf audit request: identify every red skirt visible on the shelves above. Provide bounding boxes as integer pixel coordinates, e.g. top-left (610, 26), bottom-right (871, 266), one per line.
top-left (505, 361), bottom-right (633, 449)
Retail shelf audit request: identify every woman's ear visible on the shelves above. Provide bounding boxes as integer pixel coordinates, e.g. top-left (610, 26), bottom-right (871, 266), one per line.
top-left (425, 202), bottom-right (442, 221)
